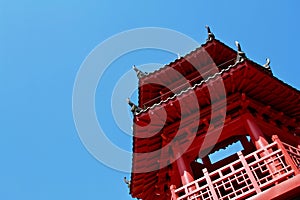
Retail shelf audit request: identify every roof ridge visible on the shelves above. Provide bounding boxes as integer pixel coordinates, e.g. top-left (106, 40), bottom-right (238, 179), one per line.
top-left (138, 40), bottom-right (212, 79)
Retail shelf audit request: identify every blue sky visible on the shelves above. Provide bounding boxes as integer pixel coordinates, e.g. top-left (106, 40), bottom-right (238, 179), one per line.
top-left (1, 1), bottom-right (299, 200)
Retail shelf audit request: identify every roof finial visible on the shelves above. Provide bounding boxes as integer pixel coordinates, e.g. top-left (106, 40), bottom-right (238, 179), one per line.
top-left (205, 25), bottom-right (215, 42)
top-left (123, 177), bottom-right (131, 188)
top-left (235, 41), bottom-right (246, 63)
top-left (133, 65), bottom-right (147, 79)
top-left (263, 58), bottom-right (272, 73)
top-left (126, 98), bottom-right (141, 115)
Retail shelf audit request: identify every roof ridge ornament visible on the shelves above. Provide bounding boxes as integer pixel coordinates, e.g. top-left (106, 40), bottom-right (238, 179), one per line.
top-left (205, 25), bottom-right (215, 42)
top-left (235, 41), bottom-right (246, 64)
top-left (123, 177), bottom-right (131, 189)
top-left (133, 65), bottom-right (147, 79)
top-left (126, 98), bottom-right (141, 115)
top-left (263, 58), bottom-right (273, 74)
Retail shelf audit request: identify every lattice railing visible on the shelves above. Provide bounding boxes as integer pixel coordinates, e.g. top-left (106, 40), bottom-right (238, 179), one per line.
top-left (172, 140), bottom-right (299, 200)
top-left (282, 142), bottom-right (300, 169)
top-left (245, 144), bottom-right (293, 190)
top-left (174, 175), bottom-right (214, 200)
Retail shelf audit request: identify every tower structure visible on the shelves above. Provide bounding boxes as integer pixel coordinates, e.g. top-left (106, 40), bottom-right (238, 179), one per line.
top-left (128, 27), bottom-right (300, 200)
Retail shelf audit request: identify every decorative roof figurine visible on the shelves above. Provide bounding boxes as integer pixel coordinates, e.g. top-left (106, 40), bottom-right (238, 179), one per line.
top-left (123, 177), bottom-right (131, 189)
top-left (126, 98), bottom-right (141, 115)
top-left (133, 65), bottom-right (147, 79)
top-left (205, 25), bottom-right (215, 42)
top-left (263, 58), bottom-right (271, 71)
top-left (235, 41), bottom-right (246, 63)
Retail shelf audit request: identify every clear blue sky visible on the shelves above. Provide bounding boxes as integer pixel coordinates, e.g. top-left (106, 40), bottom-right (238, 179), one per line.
top-left (0, 1), bottom-right (299, 200)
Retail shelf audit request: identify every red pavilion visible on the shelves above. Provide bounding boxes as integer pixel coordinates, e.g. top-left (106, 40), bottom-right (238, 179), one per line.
top-left (128, 27), bottom-right (300, 200)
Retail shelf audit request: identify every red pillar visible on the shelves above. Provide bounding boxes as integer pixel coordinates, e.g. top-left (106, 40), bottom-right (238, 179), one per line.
top-left (240, 135), bottom-right (253, 153)
top-left (243, 114), bottom-right (269, 150)
top-left (176, 154), bottom-right (195, 186)
top-left (202, 156), bottom-right (211, 166)
top-left (176, 154), bottom-right (199, 199)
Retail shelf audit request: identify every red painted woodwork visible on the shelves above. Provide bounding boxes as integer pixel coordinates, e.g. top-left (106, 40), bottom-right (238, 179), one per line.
top-left (243, 114), bottom-right (269, 149)
top-left (129, 37), bottom-right (300, 200)
top-left (173, 140), bottom-right (299, 200)
top-left (176, 154), bottom-right (195, 186)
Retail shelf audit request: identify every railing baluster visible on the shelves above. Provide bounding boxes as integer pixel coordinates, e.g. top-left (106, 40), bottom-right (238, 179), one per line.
top-left (170, 185), bottom-right (178, 200)
top-left (237, 151), bottom-right (261, 194)
top-left (203, 168), bottom-right (219, 200)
